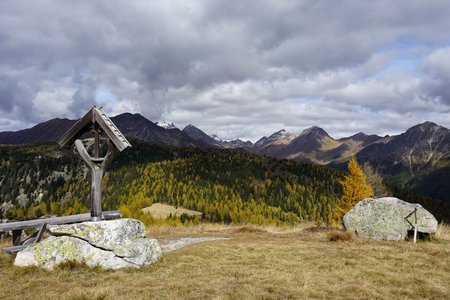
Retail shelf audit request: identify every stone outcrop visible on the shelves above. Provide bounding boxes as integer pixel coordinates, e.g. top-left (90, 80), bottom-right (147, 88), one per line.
top-left (343, 197), bottom-right (438, 240)
top-left (14, 218), bottom-right (161, 270)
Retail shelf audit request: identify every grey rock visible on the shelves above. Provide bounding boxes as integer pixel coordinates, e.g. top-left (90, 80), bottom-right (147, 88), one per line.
top-left (15, 236), bottom-right (133, 270)
top-left (121, 238), bottom-right (161, 265)
top-left (343, 197), bottom-right (438, 240)
top-left (15, 218), bottom-right (162, 270)
top-left (47, 218), bottom-right (146, 257)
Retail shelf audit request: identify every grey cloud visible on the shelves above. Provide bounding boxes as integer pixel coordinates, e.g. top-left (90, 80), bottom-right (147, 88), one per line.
top-left (0, 79), bottom-right (19, 112)
top-left (422, 47), bottom-right (450, 105)
top-left (1, 0), bottom-right (450, 140)
top-left (0, 74), bottom-right (35, 120)
top-left (70, 75), bottom-right (97, 116)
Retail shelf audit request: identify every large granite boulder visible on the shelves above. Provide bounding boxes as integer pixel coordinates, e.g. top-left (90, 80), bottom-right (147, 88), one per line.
top-left (46, 218), bottom-right (146, 257)
top-left (343, 197), bottom-right (438, 240)
top-left (14, 218), bottom-right (161, 270)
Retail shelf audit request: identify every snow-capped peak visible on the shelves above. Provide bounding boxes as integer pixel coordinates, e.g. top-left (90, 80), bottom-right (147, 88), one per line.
top-left (156, 121), bottom-right (177, 130)
top-left (210, 133), bottom-right (224, 142)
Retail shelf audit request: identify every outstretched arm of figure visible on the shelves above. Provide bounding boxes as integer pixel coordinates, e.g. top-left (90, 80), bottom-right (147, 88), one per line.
top-left (75, 139), bottom-right (94, 169)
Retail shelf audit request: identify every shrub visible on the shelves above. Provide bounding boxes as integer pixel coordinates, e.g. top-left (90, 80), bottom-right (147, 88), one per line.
top-left (328, 230), bottom-right (353, 242)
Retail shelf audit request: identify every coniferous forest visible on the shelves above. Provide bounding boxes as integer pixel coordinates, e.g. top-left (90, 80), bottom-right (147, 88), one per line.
top-left (1, 139), bottom-right (449, 225)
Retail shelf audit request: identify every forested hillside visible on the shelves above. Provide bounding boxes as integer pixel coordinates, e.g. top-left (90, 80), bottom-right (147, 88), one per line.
top-left (1, 140), bottom-right (449, 224)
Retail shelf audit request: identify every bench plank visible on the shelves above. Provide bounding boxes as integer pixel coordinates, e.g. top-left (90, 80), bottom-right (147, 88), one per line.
top-left (3, 244), bottom-right (29, 255)
top-left (0, 211), bottom-right (121, 232)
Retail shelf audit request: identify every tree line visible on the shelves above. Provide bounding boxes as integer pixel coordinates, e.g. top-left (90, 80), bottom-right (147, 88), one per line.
top-left (1, 141), bottom-right (449, 225)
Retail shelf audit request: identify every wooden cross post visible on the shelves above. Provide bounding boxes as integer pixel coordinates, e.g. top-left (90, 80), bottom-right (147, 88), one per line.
top-left (75, 137), bottom-right (115, 221)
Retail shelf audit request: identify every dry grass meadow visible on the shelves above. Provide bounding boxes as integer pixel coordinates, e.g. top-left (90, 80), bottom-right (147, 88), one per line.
top-left (0, 223), bottom-right (449, 300)
top-left (141, 203), bottom-right (202, 219)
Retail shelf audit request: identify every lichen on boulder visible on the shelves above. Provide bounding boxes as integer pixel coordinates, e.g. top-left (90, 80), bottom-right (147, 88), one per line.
top-left (14, 218), bottom-right (161, 270)
top-left (47, 218), bottom-right (146, 257)
top-left (343, 197), bottom-right (438, 240)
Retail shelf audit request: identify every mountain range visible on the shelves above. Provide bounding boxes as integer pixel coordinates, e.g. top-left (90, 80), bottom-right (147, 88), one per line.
top-left (0, 113), bottom-right (203, 148)
top-left (1, 112), bottom-right (449, 202)
top-left (251, 127), bottom-right (384, 164)
top-left (0, 113), bottom-right (387, 162)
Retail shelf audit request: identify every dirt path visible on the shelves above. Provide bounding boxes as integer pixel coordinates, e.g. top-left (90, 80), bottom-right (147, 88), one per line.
top-left (158, 237), bottom-right (229, 252)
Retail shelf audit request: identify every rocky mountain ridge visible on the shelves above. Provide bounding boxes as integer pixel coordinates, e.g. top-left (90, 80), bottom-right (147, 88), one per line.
top-left (0, 115), bottom-right (449, 203)
top-left (354, 121), bottom-right (450, 201)
top-left (0, 113), bottom-right (203, 148)
top-left (0, 114), bottom-right (448, 180)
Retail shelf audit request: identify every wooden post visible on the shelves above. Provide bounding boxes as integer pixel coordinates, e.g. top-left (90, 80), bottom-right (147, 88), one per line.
top-left (94, 127), bottom-right (100, 159)
top-left (34, 223), bottom-right (46, 244)
top-left (413, 208), bottom-right (418, 244)
top-left (91, 165), bottom-right (104, 221)
top-left (12, 229), bottom-right (22, 246)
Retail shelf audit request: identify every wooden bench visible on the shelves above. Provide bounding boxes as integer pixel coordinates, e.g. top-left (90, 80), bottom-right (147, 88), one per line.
top-left (0, 210), bottom-right (121, 255)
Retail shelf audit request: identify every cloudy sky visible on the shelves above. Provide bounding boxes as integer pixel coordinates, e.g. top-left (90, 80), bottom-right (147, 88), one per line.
top-left (1, 0), bottom-right (450, 141)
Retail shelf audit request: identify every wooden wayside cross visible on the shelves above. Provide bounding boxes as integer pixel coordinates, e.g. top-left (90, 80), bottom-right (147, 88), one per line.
top-left (57, 106), bottom-right (131, 221)
top-left (405, 207), bottom-right (418, 244)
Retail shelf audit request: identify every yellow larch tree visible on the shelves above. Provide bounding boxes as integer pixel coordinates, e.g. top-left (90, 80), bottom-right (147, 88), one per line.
top-left (333, 157), bottom-right (374, 224)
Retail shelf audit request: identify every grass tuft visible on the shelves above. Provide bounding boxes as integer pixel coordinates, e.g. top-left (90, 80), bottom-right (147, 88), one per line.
top-left (233, 225), bottom-right (267, 233)
top-left (304, 225), bottom-right (333, 233)
top-left (55, 260), bottom-right (94, 271)
top-left (7, 265), bottom-right (44, 277)
top-left (69, 292), bottom-right (109, 300)
top-left (433, 222), bottom-right (449, 241)
top-left (328, 230), bottom-right (353, 242)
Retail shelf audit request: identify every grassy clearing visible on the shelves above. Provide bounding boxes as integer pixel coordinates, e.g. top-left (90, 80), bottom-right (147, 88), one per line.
top-left (141, 203), bottom-right (202, 219)
top-left (0, 224), bottom-right (449, 300)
